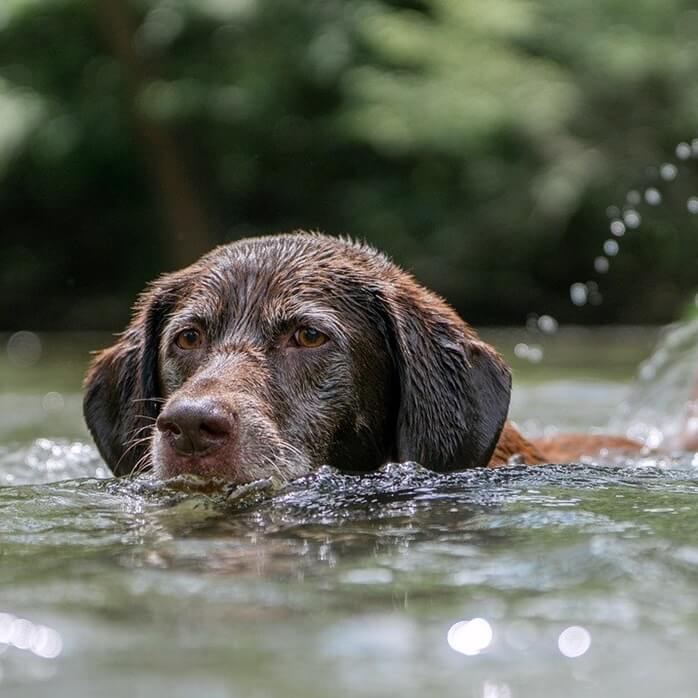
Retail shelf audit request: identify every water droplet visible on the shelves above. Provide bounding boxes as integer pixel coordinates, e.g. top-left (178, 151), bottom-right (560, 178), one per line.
top-left (692, 138), bottom-right (698, 156)
top-left (623, 210), bottom-right (641, 229)
top-left (605, 205), bottom-right (620, 218)
top-left (603, 239), bottom-right (619, 256)
top-left (610, 220), bottom-right (625, 236)
top-left (659, 163), bottom-right (678, 181)
top-left (570, 283), bottom-right (588, 306)
top-left (688, 196), bottom-right (698, 214)
top-left (676, 142), bottom-right (692, 160)
top-left (537, 314), bottom-right (558, 334)
top-left (626, 190), bottom-right (641, 205)
top-left (594, 256), bottom-right (609, 273)
top-left (514, 342), bottom-right (529, 359)
top-left (644, 187), bottom-right (662, 205)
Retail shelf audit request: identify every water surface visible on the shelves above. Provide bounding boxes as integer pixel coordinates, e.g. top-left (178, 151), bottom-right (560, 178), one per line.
top-left (2, 328), bottom-right (698, 698)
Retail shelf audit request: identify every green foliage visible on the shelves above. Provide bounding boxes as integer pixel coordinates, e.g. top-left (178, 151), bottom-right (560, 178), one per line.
top-left (0, 0), bottom-right (697, 329)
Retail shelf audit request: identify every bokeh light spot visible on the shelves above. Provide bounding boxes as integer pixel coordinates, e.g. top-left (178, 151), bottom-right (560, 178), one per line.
top-left (42, 392), bottom-right (65, 412)
top-left (570, 283), bottom-right (588, 306)
top-left (603, 239), bottom-right (619, 256)
top-left (558, 625), bottom-right (591, 658)
top-left (676, 142), bottom-right (691, 160)
top-left (447, 618), bottom-right (493, 656)
top-left (594, 256), bottom-right (609, 273)
top-left (6, 331), bottom-right (42, 367)
top-left (609, 220), bottom-right (625, 236)
top-left (659, 163), bottom-right (677, 181)
top-left (623, 210), bottom-right (641, 229)
top-left (537, 314), bottom-right (558, 334)
top-left (644, 187), bottom-right (662, 205)
top-left (0, 612), bottom-right (62, 659)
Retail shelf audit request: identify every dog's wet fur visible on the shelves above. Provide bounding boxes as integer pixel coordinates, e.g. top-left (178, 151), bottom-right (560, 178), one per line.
top-left (84, 232), bottom-right (640, 483)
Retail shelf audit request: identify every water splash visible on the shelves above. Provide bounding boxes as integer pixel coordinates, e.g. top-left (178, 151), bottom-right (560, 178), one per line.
top-left (521, 136), bottom-right (698, 364)
top-left (610, 319), bottom-right (698, 449)
top-left (582, 137), bottom-right (697, 300)
top-left (0, 438), bottom-right (108, 486)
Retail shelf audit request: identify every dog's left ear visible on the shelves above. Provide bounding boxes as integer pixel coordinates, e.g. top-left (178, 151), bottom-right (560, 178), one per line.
top-left (83, 276), bottom-right (182, 476)
top-left (377, 278), bottom-right (511, 471)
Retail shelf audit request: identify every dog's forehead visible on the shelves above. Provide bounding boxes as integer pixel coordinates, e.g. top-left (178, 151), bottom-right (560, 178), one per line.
top-left (180, 235), bottom-right (386, 328)
top-left (215, 238), bottom-right (360, 300)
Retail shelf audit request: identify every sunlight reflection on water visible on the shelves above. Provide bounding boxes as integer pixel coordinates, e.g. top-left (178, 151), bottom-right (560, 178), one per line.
top-left (0, 438), bottom-right (108, 486)
top-left (557, 626), bottom-right (591, 658)
top-left (0, 614), bottom-right (62, 659)
top-left (447, 617), bottom-right (493, 656)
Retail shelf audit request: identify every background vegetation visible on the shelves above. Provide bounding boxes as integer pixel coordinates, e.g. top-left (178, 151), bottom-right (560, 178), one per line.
top-left (1, 0), bottom-right (697, 330)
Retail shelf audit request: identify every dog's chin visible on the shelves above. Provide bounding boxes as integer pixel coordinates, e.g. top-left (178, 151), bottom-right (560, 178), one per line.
top-left (150, 434), bottom-right (310, 485)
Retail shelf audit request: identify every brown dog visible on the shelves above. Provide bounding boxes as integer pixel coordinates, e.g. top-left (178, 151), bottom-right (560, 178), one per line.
top-left (83, 232), bottom-right (639, 483)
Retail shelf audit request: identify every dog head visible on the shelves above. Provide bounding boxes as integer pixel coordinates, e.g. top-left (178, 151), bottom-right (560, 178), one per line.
top-left (83, 233), bottom-right (511, 483)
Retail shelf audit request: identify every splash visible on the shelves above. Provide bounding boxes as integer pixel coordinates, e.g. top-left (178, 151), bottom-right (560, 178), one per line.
top-left (610, 319), bottom-right (698, 449)
top-left (516, 136), bottom-right (698, 363)
top-left (0, 438), bottom-right (108, 486)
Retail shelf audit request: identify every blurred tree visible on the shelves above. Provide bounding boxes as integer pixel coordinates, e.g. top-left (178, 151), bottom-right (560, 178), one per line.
top-left (0, 0), bottom-right (696, 329)
top-left (96, 0), bottom-right (216, 267)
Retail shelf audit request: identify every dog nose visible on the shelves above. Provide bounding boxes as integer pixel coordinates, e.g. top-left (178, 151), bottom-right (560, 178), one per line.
top-left (156, 398), bottom-right (234, 456)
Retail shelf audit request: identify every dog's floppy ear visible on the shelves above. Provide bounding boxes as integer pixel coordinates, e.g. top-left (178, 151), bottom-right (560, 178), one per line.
top-left (378, 278), bottom-right (511, 471)
top-left (83, 277), bottom-right (180, 476)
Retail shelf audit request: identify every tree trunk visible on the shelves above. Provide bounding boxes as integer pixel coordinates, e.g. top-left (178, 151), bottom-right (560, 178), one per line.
top-left (95, 0), bottom-right (216, 268)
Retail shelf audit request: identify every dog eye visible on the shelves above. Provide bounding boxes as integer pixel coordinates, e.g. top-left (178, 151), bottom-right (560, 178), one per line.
top-left (174, 328), bottom-right (203, 350)
top-left (294, 327), bottom-right (328, 348)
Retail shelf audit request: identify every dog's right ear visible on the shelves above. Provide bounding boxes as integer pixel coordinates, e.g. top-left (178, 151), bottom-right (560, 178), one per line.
top-left (375, 275), bottom-right (512, 472)
top-left (83, 276), bottom-right (182, 476)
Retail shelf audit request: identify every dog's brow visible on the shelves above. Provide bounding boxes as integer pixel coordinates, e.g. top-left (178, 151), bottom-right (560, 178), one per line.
top-left (265, 301), bottom-right (346, 338)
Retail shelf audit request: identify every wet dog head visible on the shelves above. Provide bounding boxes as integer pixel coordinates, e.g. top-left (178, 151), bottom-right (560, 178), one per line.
top-left (83, 233), bottom-right (511, 483)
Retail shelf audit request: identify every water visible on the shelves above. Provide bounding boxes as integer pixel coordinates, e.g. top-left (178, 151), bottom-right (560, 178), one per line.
top-left (1, 329), bottom-right (698, 698)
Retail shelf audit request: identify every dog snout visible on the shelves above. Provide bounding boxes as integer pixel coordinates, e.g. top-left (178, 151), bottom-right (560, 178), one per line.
top-left (156, 398), bottom-right (235, 456)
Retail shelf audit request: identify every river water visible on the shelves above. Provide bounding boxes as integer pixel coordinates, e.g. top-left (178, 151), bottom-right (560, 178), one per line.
top-left (1, 327), bottom-right (697, 698)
